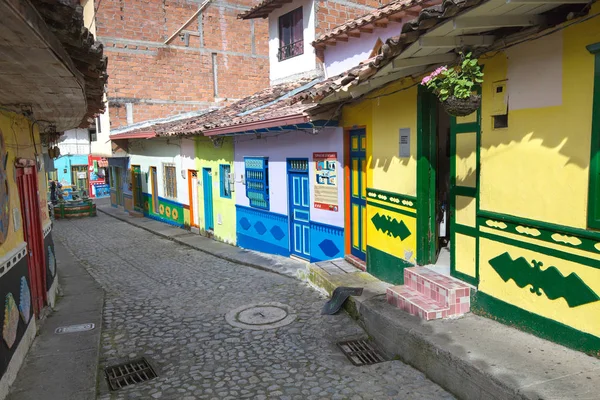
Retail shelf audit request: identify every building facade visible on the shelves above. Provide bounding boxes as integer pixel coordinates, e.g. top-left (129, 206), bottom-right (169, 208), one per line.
top-left (0, 0), bottom-right (106, 394)
top-left (304, 0), bottom-right (600, 352)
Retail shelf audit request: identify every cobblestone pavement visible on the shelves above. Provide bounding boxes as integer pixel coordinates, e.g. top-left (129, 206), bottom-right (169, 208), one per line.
top-left (54, 214), bottom-right (454, 400)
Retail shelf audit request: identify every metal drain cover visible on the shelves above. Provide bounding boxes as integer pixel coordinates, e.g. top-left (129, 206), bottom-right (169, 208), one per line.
top-left (225, 302), bottom-right (296, 330)
top-left (337, 339), bottom-right (386, 366)
top-left (105, 357), bottom-right (157, 391)
top-left (55, 323), bottom-right (95, 334)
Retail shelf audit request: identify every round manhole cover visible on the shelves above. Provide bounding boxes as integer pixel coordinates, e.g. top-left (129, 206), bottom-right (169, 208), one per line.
top-left (225, 302), bottom-right (296, 330)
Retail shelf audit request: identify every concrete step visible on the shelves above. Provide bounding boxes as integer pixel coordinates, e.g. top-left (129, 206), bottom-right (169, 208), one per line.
top-left (344, 254), bottom-right (366, 271)
top-left (386, 285), bottom-right (450, 320)
top-left (404, 266), bottom-right (471, 314)
top-left (128, 210), bottom-right (144, 218)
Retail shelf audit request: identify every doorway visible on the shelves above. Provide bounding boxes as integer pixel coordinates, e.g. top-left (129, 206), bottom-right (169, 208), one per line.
top-left (71, 165), bottom-right (88, 196)
top-left (432, 103), bottom-right (452, 274)
top-left (114, 167), bottom-right (123, 206)
top-left (131, 165), bottom-right (143, 210)
top-left (150, 166), bottom-right (159, 214)
top-left (16, 164), bottom-right (46, 317)
top-left (202, 168), bottom-right (214, 231)
top-left (287, 159), bottom-right (310, 260)
top-left (188, 170), bottom-right (199, 228)
top-left (349, 128), bottom-right (367, 261)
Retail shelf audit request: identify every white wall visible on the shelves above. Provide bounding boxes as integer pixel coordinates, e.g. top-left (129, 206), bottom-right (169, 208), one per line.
top-left (233, 127), bottom-right (345, 227)
top-left (269, 0), bottom-right (318, 84)
top-left (128, 137), bottom-right (195, 207)
top-left (58, 129), bottom-right (90, 155)
top-left (91, 103), bottom-right (112, 157)
top-left (324, 25), bottom-right (400, 77)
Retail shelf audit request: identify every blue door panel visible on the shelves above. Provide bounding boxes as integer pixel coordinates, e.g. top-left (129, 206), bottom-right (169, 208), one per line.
top-left (288, 159), bottom-right (310, 260)
top-left (203, 168), bottom-right (214, 231)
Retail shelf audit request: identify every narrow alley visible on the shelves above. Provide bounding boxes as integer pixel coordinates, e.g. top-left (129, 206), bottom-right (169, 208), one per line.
top-left (53, 214), bottom-right (453, 400)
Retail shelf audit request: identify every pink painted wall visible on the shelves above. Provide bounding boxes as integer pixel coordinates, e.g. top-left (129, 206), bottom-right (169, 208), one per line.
top-left (324, 25), bottom-right (401, 77)
top-left (233, 127), bottom-right (345, 227)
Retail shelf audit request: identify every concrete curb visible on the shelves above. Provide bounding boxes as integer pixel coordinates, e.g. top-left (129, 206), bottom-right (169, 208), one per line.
top-left (97, 207), bottom-right (304, 280)
top-left (359, 297), bottom-right (525, 400)
top-left (307, 261), bottom-right (600, 400)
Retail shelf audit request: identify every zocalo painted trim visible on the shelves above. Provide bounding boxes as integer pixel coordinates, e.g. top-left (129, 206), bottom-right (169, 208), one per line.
top-left (0, 242), bottom-right (27, 280)
top-left (43, 221), bottom-right (52, 238)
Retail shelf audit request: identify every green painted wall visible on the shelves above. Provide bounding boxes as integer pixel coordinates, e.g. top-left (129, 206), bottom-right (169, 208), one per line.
top-left (195, 137), bottom-right (236, 244)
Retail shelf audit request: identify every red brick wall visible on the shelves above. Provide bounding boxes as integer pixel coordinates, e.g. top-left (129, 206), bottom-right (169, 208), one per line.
top-left (315, 0), bottom-right (380, 37)
top-left (96, 0), bottom-right (269, 129)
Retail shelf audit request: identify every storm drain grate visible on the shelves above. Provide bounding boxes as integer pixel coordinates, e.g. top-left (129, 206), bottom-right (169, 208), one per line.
top-left (104, 358), bottom-right (157, 391)
top-left (337, 339), bottom-right (386, 366)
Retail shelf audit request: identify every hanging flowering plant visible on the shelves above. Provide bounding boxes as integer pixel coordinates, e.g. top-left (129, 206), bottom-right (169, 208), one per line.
top-left (420, 52), bottom-right (484, 116)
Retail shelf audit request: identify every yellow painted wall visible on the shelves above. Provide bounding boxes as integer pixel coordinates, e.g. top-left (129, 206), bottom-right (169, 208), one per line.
top-left (479, 10), bottom-right (600, 229)
top-left (476, 5), bottom-right (600, 339)
top-left (195, 137), bottom-right (236, 245)
top-left (341, 78), bottom-right (420, 278)
top-left (0, 110), bottom-right (50, 257)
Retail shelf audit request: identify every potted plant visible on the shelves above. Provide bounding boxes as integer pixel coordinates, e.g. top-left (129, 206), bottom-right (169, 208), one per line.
top-left (421, 52), bottom-right (484, 116)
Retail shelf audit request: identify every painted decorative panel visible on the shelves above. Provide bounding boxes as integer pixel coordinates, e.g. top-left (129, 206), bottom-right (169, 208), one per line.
top-left (365, 190), bottom-right (417, 284)
top-left (478, 235), bottom-right (600, 339)
top-left (310, 221), bottom-right (344, 262)
top-left (44, 231), bottom-right (56, 291)
top-left (236, 205), bottom-right (289, 257)
top-left (142, 193), bottom-right (185, 227)
top-left (0, 254), bottom-right (31, 377)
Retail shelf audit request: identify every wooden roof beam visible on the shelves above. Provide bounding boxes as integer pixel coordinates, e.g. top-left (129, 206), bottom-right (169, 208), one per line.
top-left (359, 24), bottom-right (374, 33)
top-left (374, 18), bottom-right (389, 28)
top-left (348, 29), bottom-right (361, 38)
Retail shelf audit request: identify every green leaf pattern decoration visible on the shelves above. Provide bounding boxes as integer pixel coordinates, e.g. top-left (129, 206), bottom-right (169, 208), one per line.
top-left (371, 213), bottom-right (411, 241)
top-left (489, 252), bottom-right (600, 308)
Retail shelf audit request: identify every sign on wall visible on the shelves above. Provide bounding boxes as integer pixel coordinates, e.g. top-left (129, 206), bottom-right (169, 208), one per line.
top-left (313, 152), bottom-right (338, 212)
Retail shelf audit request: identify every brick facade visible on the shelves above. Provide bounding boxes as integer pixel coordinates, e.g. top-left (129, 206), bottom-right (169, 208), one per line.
top-left (96, 0), bottom-right (269, 130)
top-left (315, 0), bottom-right (380, 36)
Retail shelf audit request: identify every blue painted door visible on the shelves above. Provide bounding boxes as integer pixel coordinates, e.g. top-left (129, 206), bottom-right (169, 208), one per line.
top-left (350, 129), bottom-right (367, 261)
top-left (288, 159), bottom-right (310, 260)
top-left (203, 168), bottom-right (214, 231)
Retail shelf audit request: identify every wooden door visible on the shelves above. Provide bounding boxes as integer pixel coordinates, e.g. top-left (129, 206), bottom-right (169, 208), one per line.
top-left (202, 168), bottom-right (214, 230)
top-left (151, 167), bottom-right (159, 213)
top-left (450, 108), bottom-right (481, 285)
top-left (349, 128), bottom-right (367, 261)
top-left (188, 170), bottom-right (199, 227)
top-left (288, 159), bottom-right (310, 260)
top-left (131, 165), bottom-right (143, 210)
top-left (16, 166), bottom-right (46, 316)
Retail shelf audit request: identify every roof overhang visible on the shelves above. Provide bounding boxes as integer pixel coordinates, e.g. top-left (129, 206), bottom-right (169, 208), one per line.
top-left (204, 114), bottom-right (338, 137)
top-left (317, 0), bottom-right (590, 104)
top-left (109, 131), bottom-right (157, 140)
top-left (238, 0), bottom-right (292, 19)
top-left (0, 0), bottom-right (86, 131)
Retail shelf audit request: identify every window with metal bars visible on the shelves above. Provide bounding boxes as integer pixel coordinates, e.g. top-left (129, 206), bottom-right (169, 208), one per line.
top-left (220, 164), bottom-right (231, 198)
top-left (278, 7), bottom-right (303, 61)
top-left (244, 157), bottom-right (269, 210)
top-left (163, 164), bottom-right (177, 199)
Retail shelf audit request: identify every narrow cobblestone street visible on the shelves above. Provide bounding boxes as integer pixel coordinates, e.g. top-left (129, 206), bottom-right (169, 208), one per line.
top-left (53, 214), bottom-right (453, 400)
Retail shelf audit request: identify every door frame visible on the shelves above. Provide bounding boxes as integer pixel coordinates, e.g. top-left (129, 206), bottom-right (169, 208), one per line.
top-left (347, 128), bottom-right (367, 261)
top-left (416, 87), bottom-right (439, 265)
top-left (16, 163), bottom-right (47, 316)
top-left (150, 166), bottom-right (159, 214)
top-left (202, 167), bottom-right (214, 231)
top-left (416, 85), bottom-right (481, 284)
top-left (188, 170), bottom-right (199, 228)
top-left (287, 158), bottom-right (310, 260)
top-left (131, 164), bottom-right (143, 210)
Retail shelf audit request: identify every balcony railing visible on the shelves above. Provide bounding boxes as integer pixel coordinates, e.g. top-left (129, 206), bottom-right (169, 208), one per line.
top-left (278, 40), bottom-right (304, 61)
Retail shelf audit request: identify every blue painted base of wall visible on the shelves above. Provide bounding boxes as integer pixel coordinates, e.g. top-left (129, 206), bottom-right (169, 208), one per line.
top-left (143, 212), bottom-right (184, 228)
top-left (236, 205), bottom-right (290, 257)
top-left (310, 221), bottom-right (344, 262)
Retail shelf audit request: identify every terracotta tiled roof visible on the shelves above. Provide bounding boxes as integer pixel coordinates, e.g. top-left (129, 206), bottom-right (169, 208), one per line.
top-left (299, 0), bottom-right (483, 101)
top-left (239, 0), bottom-right (290, 19)
top-left (117, 78), bottom-right (320, 137)
top-left (313, 0), bottom-right (435, 47)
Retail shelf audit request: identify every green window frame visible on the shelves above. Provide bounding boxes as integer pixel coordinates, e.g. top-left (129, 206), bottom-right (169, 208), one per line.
top-left (588, 42), bottom-right (600, 230)
top-left (220, 164), bottom-right (232, 199)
